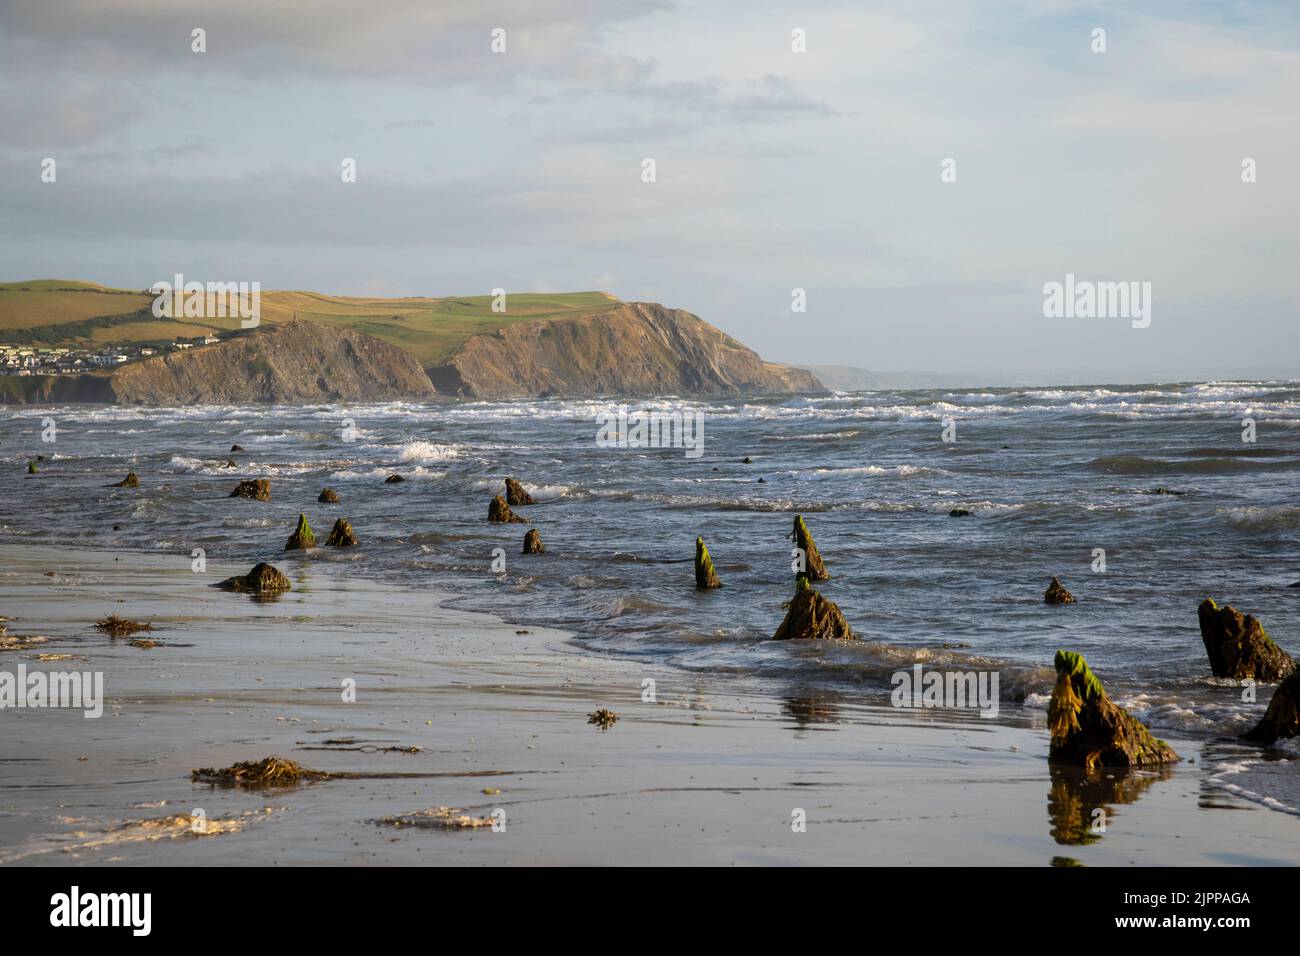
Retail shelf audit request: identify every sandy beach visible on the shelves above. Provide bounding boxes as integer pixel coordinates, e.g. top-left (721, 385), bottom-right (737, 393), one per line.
top-left (1, 544), bottom-right (1297, 866)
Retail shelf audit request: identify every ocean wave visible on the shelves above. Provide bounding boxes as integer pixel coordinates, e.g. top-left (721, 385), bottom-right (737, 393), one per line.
top-left (394, 440), bottom-right (466, 464)
top-left (783, 464), bottom-right (931, 480)
top-left (1086, 454), bottom-right (1276, 475)
top-left (1219, 505), bottom-right (1300, 531)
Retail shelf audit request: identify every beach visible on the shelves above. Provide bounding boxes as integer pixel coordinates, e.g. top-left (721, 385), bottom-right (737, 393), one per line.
top-left (3, 544), bottom-right (1299, 866)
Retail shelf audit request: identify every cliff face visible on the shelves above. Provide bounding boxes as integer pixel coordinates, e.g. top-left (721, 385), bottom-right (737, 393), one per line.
top-left (107, 320), bottom-right (437, 405)
top-left (426, 302), bottom-right (823, 398)
top-left (0, 372), bottom-right (115, 404)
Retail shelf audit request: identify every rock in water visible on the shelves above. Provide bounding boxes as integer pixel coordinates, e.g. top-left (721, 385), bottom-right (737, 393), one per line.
top-left (522, 528), bottom-right (545, 554)
top-left (325, 518), bottom-right (357, 547)
top-left (114, 471), bottom-right (140, 488)
top-left (505, 477), bottom-right (535, 506)
top-left (949, 508), bottom-right (972, 517)
top-left (1044, 577), bottom-right (1076, 605)
top-left (1243, 668), bottom-right (1300, 743)
top-left (318, 487), bottom-right (340, 503)
top-left (285, 513), bottom-right (316, 550)
top-left (695, 536), bottom-right (721, 589)
top-left (489, 494), bottom-right (526, 523)
top-left (773, 577), bottom-right (854, 640)
top-left (384, 474), bottom-right (405, 484)
top-left (1048, 650), bottom-right (1179, 769)
top-left (230, 478), bottom-right (271, 501)
top-left (216, 563), bottom-right (291, 594)
top-left (788, 515), bottom-right (829, 581)
top-left (230, 444), bottom-right (245, 452)
top-left (1198, 598), bottom-right (1294, 680)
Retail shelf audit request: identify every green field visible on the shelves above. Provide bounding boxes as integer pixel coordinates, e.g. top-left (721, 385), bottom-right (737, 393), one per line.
top-left (0, 282), bottom-right (621, 366)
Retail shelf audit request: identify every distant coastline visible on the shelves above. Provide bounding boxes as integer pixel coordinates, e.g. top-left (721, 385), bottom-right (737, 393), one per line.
top-left (0, 281), bottom-right (821, 404)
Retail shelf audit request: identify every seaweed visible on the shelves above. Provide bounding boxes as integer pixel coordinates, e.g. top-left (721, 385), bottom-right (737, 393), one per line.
top-left (94, 614), bottom-right (155, 638)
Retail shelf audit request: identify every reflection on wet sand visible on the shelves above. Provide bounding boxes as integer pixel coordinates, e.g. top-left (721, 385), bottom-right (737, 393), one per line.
top-left (1047, 764), bottom-right (1172, 845)
top-left (781, 693), bottom-right (843, 728)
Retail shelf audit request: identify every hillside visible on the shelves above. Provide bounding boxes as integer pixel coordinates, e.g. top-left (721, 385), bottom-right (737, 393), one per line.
top-left (0, 281), bottom-right (619, 364)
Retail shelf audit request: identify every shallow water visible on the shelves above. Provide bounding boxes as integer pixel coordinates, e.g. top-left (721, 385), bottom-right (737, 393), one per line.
top-left (5, 381), bottom-right (1300, 814)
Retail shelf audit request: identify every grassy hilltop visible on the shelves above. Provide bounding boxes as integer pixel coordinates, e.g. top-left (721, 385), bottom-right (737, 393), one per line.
top-left (0, 280), bottom-right (620, 367)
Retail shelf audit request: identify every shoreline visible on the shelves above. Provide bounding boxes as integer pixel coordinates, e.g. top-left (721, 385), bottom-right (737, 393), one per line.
top-left (2, 543), bottom-right (1299, 865)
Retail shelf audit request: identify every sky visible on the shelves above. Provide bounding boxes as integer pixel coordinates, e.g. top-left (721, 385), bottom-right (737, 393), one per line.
top-left (0, 0), bottom-right (1297, 381)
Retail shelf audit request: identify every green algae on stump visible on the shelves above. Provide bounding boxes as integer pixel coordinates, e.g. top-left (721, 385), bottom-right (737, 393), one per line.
top-left (325, 517), bottom-right (357, 547)
top-left (788, 515), bottom-right (829, 581)
top-left (1198, 598), bottom-right (1294, 681)
top-left (773, 576), bottom-right (854, 641)
top-left (505, 477), bottom-right (535, 506)
top-left (284, 513), bottom-right (316, 550)
top-left (695, 536), bottom-right (721, 589)
top-left (1044, 577), bottom-right (1076, 605)
top-left (27, 460), bottom-right (37, 474)
top-left (522, 528), bottom-right (544, 554)
top-left (1243, 667), bottom-right (1300, 743)
top-left (1048, 650), bottom-right (1178, 769)
top-left (229, 478), bottom-right (271, 501)
top-left (488, 494), bottom-right (527, 523)
top-left (216, 562), bottom-right (291, 594)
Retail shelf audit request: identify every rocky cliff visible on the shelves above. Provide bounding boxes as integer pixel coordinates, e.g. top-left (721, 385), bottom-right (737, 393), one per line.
top-left (107, 320), bottom-right (436, 405)
top-left (426, 302), bottom-right (822, 398)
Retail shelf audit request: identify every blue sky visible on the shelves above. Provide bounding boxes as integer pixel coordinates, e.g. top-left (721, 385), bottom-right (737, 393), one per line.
top-left (1, 0), bottom-right (1296, 379)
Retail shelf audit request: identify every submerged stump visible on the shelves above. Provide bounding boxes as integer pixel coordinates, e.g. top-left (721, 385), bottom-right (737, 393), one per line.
top-left (505, 477), bottom-right (535, 506)
top-left (522, 528), bottom-right (544, 554)
top-left (1198, 598), bottom-right (1293, 681)
top-left (285, 513), bottom-right (316, 550)
top-left (1243, 667), bottom-right (1300, 743)
top-left (215, 562), bottom-right (291, 594)
top-left (325, 518), bottom-right (357, 547)
top-left (114, 471), bottom-right (140, 488)
top-left (788, 515), bottom-right (829, 581)
top-left (695, 536), bottom-right (721, 589)
top-left (229, 478), bottom-right (271, 501)
top-left (489, 494), bottom-right (526, 523)
top-left (318, 487), bottom-right (340, 503)
top-left (773, 577), bottom-right (854, 641)
top-left (1048, 650), bottom-right (1178, 769)
top-left (1044, 577), bottom-right (1076, 605)
top-left (384, 474), bottom-right (405, 484)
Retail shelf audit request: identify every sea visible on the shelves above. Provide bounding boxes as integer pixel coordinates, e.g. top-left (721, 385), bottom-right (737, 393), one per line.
top-left (5, 380), bottom-right (1300, 817)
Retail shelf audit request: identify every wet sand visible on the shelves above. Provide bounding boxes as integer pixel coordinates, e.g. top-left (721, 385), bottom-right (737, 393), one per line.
top-left (1, 545), bottom-right (1298, 866)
